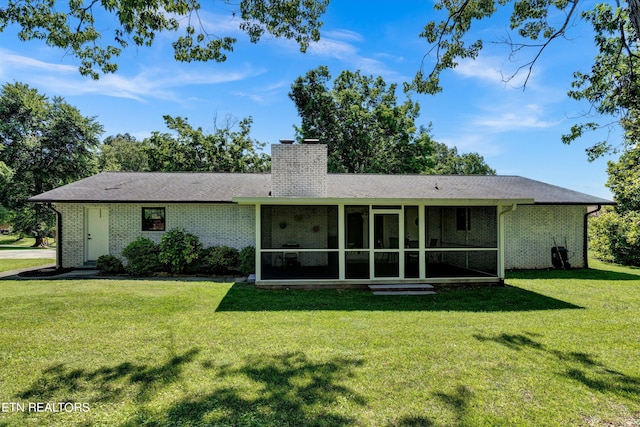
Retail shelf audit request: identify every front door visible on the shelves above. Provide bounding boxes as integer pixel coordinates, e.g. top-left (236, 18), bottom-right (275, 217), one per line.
top-left (373, 212), bottom-right (400, 278)
top-left (87, 207), bottom-right (109, 261)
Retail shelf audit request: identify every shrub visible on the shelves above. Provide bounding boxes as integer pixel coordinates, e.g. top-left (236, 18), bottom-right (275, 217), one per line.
top-left (239, 245), bottom-right (256, 275)
top-left (204, 245), bottom-right (240, 275)
top-left (122, 237), bottom-right (161, 276)
top-left (589, 209), bottom-right (640, 266)
top-left (158, 228), bottom-right (203, 274)
top-left (96, 254), bottom-right (124, 275)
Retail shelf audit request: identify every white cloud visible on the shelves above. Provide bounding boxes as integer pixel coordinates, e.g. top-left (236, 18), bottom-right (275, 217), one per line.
top-left (308, 37), bottom-right (358, 59)
top-left (305, 33), bottom-right (408, 82)
top-left (474, 104), bottom-right (559, 131)
top-left (323, 29), bottom-right (364, 42)
top-left (453, 55), bottom-right (536, 89)
top-left (438, 133), bottom-right (504, 157)
top-left (0, 49), bottom-right (77, 76)
top-left (0, 48), bottom-right (261, 102)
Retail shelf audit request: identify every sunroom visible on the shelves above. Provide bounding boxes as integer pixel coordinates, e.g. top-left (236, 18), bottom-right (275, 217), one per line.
top-left (245, 200), bottom-right (512, 285)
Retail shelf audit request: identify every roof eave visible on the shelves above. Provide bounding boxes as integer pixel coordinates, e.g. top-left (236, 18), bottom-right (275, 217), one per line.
top-left (233, 197), bottom-right (536, 205)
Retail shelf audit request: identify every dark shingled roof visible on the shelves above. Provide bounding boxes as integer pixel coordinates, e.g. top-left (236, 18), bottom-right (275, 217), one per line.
top-left (28, 171), bottom-right (613, 205)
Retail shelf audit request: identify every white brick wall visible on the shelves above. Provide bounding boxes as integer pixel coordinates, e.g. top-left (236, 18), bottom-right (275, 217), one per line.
top-left (271, 144), bottom-right (327, 197)
top-left (55, 201), bottom-right (587, 271)
top-left (504, 205), bottom-right (586, 269)
top-left (55, 203), bottom-right (255, 268)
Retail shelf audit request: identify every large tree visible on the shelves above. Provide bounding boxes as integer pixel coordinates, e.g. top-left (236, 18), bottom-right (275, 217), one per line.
top-left (0, 82), bottom-right (102, 244)
top-left (289, 66), bottom-right (494, 175)
top-left (0, 0), bottom-right (328, 79)
top-left (98, 133), bottom-right (149, 172)
top-left (427, 140), bottom-right (496, 175)
top-left (289, 66), bottom-right (435, 174)
top-left (416, 0), bottom-right (640, 158)
top-left (145, 115), bottom-right (270, 172)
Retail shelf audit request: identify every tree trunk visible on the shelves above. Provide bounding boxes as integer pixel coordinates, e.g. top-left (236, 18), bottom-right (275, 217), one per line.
top-left (628, 0), bottom-right (640, 41)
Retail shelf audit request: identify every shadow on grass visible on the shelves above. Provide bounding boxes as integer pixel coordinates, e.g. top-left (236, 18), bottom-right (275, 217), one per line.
top-left (474, 332), bottom-right (640, 402)
top-left (130, 352), bottom-right (366, 427)
top-left (19, 348), bottom-right (201, 404)
top-left (507, 267), bottom-right (640, 281)
top-left (18, 350), bottom-right (365, 426)
top-left (215, 283), bottom-right (582, 312)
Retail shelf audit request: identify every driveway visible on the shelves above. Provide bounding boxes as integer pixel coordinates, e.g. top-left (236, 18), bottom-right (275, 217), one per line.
top-left (0, 246), bottom-right (56, 259)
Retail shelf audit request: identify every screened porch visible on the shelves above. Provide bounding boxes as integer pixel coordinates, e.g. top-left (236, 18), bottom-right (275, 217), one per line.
top-left (257, 204), bottom-right (500, 283)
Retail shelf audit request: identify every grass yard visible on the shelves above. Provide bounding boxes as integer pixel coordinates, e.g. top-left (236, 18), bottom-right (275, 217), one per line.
top-left (0, 236), bottom-right (56, 248)
top-left (0, 259), bottom-right (56, 273)
top-left (0, 260), bottom-right (638, 426)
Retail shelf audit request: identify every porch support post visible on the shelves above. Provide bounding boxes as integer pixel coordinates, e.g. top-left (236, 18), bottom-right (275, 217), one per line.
top-left (498, 204), bottom-right (517, 279)
top-left (254, 204), bottom-right (261, 282)
top-left (338, 204), bottom-right (345, 280)
top-left (498, 205), bottom-right (505, 279)
top-left (419, 204), bottom-right (426, 279)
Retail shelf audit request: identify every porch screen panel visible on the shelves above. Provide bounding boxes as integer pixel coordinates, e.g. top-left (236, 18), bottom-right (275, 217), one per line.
top-left (261, 252), bottom-right (339, 280)
top-left (261, 205), bottom-right (338, 249)
top-left (404, 206), bottom-right (420, 278)
top-left (425, 250), bottom-right (498, 277)
top-left (425, 207), bottom-right (497, 249)
top-left (424, 206), bottom-right (498, 278)
top-left (345, 206), bottom-right (370, 249)
top-left (260, 205), bottom-right (339, 280)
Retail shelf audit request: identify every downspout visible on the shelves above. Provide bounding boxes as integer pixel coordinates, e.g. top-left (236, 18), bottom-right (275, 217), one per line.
top-left (498, 204), bottom-right (518, 281)
top-left (45, 203), bottom-right (63, 270)
top-left (584, 205), bottom-right (601, 269)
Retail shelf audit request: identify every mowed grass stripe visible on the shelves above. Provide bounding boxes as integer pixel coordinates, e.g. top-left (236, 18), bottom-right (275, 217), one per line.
top-left (0, 261), bottom-right (638, 426)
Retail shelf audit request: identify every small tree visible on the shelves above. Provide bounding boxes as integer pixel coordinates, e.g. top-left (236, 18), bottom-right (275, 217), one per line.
top-left (158, 228), bottom-right (203, 274)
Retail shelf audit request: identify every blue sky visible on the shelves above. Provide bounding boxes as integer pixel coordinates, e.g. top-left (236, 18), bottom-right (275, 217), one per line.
top-left (0, 1), bottom-right (618, 199)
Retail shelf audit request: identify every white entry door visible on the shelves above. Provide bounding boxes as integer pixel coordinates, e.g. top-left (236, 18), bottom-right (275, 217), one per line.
top-left (87, 208), bottom-right (109, 261)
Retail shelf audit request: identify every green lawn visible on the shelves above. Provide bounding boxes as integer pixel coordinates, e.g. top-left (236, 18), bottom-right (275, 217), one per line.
top-left (0, 235), bottom-right (56, 248)
top-left (0, 258), bottom-right (56, 273)
top-left (0, 261), bottom-right (638, 426)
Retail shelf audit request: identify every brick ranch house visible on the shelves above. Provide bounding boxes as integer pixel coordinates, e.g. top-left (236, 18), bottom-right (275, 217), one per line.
top-left (29, 141), bottom-right (613, 286)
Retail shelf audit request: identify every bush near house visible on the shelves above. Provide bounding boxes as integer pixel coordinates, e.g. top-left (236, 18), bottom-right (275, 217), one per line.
top-left (239, 245), bottom-right (256, 275)
top-left (202, 245), bottom-right (240, 275)
top-left (119, 229), bottom-right (248, 277)
top-left (121, 237), bottom-right (162, 276)
top-left (96, 254), bottom-right (125, 275)
top-left (158, 228), bottom-right (203, 274)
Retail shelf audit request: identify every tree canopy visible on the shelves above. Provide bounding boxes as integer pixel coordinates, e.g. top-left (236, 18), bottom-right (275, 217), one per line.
top-left (289, 66), bottom-right (494, 175)
top-left (144, 115), bottom-right (270, 173)
top-left (0, 82), bottom-right (102, 243)
top-left (98, 133), bottom-right (149, 172)
top-left (0, 0), bottom-right (328, 79)
top-left (589, 143), bottom-right (640, 266)
top-left (416, 0), bottom-right (640, 158)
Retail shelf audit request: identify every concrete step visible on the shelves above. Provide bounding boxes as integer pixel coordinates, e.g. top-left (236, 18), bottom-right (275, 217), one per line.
top-left (368, 284), bottom-right (436, 296)
top-left (368, 284), bottom-right (435, 290)
top-left (372, 290), bottom-right (437, 296)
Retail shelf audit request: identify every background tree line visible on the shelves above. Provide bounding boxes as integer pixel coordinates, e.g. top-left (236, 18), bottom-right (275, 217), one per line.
top-left (0, 74), bottom-right (494, 244)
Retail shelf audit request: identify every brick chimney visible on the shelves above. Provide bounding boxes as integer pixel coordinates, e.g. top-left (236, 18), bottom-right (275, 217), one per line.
top-left (271, 139), bottom-right (327, 197)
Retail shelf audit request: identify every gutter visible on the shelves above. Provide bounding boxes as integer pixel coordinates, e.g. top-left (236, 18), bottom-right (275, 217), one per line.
top-left (584, 205), bottom-right (602, 269)
top-left (45, 203), bottom-right (63, 270)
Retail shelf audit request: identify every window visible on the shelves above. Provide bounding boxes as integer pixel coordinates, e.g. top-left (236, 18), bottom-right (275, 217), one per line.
top-left (456, 208), bottom-right (470, 231)
top-left (142, 207), bottom-right (165, 231)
